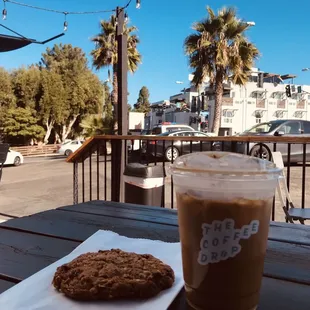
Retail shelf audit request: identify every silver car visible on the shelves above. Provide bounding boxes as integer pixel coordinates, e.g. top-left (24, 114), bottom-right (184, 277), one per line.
top-left (236, 119), bottom-right (310, 163)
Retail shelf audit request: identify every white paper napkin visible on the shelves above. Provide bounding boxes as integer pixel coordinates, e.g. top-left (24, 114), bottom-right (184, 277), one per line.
top-left (0, 230), bottom-right (183, 310)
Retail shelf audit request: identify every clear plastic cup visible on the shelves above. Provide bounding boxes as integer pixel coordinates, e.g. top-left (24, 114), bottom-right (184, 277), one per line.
top-left (169, 152), bottom-right (282, 310)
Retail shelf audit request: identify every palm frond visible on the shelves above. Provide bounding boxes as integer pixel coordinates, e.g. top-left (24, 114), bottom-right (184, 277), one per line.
top-left (90, 14), bottom-right (141, 73)
top-left (184, 5), bottom-right (259, 88)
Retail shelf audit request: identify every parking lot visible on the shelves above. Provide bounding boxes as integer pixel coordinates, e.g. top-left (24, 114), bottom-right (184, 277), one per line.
top-left (0, 155), bottom-right (309, 223)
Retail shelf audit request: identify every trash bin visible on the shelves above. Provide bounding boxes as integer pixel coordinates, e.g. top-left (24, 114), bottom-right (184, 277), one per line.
top-left (124, 163), bottom-right (165, 207)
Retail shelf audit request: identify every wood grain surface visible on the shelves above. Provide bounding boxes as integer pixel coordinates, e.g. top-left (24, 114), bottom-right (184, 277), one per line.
top-left (0, 200), bottom-right (310, 309)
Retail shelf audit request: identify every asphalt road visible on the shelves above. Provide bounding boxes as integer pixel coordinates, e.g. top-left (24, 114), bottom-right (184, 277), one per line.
top-left (0, 155), bottom-right (309, 223)
top-left (0, 155), bottom-right (173, 219)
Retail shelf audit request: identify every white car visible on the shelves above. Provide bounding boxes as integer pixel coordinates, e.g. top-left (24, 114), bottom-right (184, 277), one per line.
top-left (4, 149), bottom-right (24, 166)
top-left (57, 140), bottom-right (84, 157)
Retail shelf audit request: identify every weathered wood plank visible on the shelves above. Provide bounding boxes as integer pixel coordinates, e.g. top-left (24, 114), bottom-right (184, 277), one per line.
top-left (0, 280), bottom-right (15, 295)
top-left (1, 212), bottom-right (310, 285)
top-left (264, 240), bottom-right (310, 284)
top-left (58, 200), bottom-right (179, 226)
top-left (0, 229), bottom-right (79, 281)
top-left (269, 222), bottom-right (310, 246)
top-left (1, 276), bottom-right (309, 309)
top-left (88, 200), bottom-right (178, 216)
top-left (61, 202), bottom-right (310, 245)
top-left (0, 209), bottom-right (180, 242)
top-left (169, 277), bottom-right (310, 310)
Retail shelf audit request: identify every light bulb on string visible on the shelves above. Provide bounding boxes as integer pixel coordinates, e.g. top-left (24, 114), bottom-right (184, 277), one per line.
top-left (64, 21), bottom-right (68, 31)
top-left (2, 8), bottom-right (7, 20)
top-left (136, 0), bottom-right (141, 9)
top-left (63, 12), bottom-right (68, 32)
top-left (2, 0), bottom-right (7, 21)
top-left (124, 12), bottom-right (128, 23)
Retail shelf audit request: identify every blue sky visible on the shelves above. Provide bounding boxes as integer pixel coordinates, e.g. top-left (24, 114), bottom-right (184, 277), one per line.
top-left (1, 0), bottom-right (310, 106)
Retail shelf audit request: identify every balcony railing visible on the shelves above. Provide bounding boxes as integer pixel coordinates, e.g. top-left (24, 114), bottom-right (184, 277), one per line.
top-left (67, 135), bottom-right (310, 222)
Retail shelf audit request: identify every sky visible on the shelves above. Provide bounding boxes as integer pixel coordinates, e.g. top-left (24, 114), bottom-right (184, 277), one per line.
top-left (1, 0), bottom-right (310, 106)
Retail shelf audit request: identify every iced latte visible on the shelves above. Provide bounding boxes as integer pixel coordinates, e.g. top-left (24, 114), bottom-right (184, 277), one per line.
top-left (170, 152), bottom-right (281, 310)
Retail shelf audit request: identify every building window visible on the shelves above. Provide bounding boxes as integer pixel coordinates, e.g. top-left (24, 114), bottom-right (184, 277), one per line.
top-left (272, 92), bottom-right (284, 99)
top-left (255, 111), bottom-right (262, 124)
top-left (231, 92), bottom-right (235, 98)
top-left (223, 110), bottom-right (234, 118)
top-left (222, 110), bottom-right (234, 123)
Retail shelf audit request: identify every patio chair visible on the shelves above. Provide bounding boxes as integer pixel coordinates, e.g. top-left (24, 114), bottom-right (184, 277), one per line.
top-left (0, 143), bottom-right (9, 182)
top-left (272, 151), bottom-right (310, 224)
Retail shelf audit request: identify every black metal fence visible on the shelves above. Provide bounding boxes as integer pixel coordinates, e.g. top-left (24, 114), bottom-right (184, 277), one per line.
top-left (68, 135), bottom-right (310, 222)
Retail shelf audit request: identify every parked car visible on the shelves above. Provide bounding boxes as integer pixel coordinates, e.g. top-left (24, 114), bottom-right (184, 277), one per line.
top-left (144, 131), bottom-right (219, 161)
top-left (4, 149), bottom-right (23, 166)
top-left (151, 123), bottom-right (195, 135)
top-left (57, 140), bottom-right (84, 157)
top-left (127, 124), bottom-right (196, 153)
top-left (233, 119), bottom-right (310, 162)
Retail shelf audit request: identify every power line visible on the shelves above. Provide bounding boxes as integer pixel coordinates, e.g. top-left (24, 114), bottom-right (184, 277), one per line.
top-left (3, 0), bottom-right (134, 16)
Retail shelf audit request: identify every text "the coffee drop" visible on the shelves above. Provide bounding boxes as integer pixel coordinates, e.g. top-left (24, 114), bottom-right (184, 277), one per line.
top-left (198, 219), bottom-right (259, 265)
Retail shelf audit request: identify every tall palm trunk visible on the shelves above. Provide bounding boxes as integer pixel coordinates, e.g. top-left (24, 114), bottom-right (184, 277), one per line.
top-left (211, 73), bottom-right (223, 135)
top-left (112, 64), bottom-right (118, 133)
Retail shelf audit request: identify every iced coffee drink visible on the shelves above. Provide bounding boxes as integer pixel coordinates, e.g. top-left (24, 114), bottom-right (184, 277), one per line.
top-left (170, 152), bottom-right (281, 310)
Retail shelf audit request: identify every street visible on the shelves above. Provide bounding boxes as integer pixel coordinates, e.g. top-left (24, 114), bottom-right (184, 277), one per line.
top-left (0, 155), bottom-right (309, 223)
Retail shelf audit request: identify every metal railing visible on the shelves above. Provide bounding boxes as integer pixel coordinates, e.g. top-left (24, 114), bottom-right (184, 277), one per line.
top-left (67, 135), bottom-right (310, 222)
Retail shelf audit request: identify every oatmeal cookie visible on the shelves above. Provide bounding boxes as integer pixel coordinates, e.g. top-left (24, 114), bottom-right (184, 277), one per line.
top-left (52, 249), bottom-right (175, 300)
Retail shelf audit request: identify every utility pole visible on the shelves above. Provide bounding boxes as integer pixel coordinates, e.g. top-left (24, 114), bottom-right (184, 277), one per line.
top-left (116, 7), bottom-right (128, 136)
top-left (111, 6), bottom-right (128, 202)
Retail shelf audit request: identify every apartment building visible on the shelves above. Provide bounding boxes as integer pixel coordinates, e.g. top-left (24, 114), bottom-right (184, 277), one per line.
top-left (206, 68), bottom-right (310, 135)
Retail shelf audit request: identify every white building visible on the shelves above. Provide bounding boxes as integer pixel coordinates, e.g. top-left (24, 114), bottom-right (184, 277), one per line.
top-left (207, 68), bottom-right (310, 135)
top-left (146, 68), bottom-right (310, 135)
top-left (145, 87), bottom-right (201, 130)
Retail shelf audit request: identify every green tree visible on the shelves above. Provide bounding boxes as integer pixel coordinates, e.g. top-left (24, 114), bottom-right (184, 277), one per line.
top-left (0, 67), bottom-right (15, 109)
top-left (11, 66), bottom-right (41, 111)
top-left (38, 69), bottom-right (66, 143)
top-left (0, 67), bottom-right (15, 141)
top-left (184, 6), bottom-right (259, 135)
top-left (134, 86), bottom-right (150, 113)
top-left (40, 44), bottom-right (103, 142)
top-left (91, 15), bottom-right (141, 131)
top-left (2, 107), bottom-right (45, 144)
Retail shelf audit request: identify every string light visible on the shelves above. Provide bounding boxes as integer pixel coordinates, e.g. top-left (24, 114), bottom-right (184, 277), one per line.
top-left (63, 12), bottom-right (68, 32)
top-left (4, 0), bottom-right (137, 15)
top-left (2, 0), bottom-right (141, 30)
top-left (2, 0), bottom-right (7, 20)
top-left (2, 8), bottom-right (6, 20)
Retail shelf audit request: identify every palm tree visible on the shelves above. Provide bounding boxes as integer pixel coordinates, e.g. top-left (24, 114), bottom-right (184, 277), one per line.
top-left (80, 114), bottom-right (113, 136)
top-left (91, 15), bottom-right (141, 131)
top-left (184, 6), bottom-right (259, 135)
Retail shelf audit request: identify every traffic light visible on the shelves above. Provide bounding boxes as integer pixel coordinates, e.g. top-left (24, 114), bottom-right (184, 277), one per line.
top-left (285, 85), bottom-right (291, 98)
top-left (257, 73), bottom-right (264, 88)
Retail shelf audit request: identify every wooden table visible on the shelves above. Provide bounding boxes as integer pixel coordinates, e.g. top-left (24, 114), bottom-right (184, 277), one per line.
top-left (0, 200), bottom-right (310, 309)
